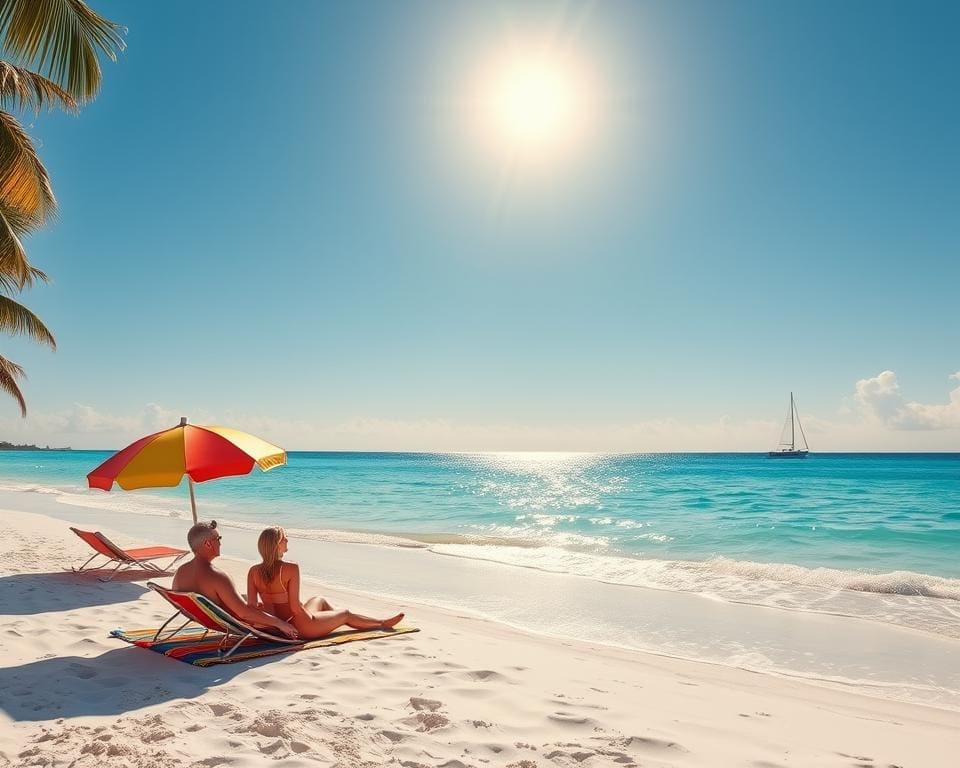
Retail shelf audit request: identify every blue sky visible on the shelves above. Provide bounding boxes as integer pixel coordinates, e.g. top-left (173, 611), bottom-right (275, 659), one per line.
top-left (2, 0), bottom-right (958, 450)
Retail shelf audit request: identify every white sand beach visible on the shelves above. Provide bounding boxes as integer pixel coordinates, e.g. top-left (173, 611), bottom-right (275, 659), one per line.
top-left (1, 507), bottom-right (958, 768)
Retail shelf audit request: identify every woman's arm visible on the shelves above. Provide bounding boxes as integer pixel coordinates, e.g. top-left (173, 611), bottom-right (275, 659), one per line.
top-left (212, 570), bottom-right (297, 639)
top-left (246, 567), bottom-right (259, 609)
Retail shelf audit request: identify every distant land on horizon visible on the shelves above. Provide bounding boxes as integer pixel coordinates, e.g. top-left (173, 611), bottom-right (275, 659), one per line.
top-left (76, 449), bottom-right (960, 456)
top-left (0, 442), bottom-right (71, 451)
top-left (9, 447), bottom-right (958, 456)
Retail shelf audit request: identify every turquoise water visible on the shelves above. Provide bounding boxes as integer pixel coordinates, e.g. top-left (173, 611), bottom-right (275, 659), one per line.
top-left (1, 450), bottom-right (957, 592)
top-left (5, 449), bottom-right (960, 705)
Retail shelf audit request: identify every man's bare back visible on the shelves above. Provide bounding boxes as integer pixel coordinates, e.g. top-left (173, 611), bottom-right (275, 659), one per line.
top-left (172, 557), bottom-right (231, 603)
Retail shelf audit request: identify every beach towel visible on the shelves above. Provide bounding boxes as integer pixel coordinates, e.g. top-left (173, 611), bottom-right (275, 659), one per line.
top-left (111, 625), bottom-right (419, 666)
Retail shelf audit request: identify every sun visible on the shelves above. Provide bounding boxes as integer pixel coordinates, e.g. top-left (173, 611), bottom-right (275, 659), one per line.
top-left (469, 44), bottom-right (598, 166)
top-left (491, 59), bottom-right (578, 147)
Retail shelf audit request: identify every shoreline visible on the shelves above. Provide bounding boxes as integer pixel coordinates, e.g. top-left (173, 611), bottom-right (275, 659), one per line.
top-left (4, 485), bottom-right (960, 714)
top-left (1, 507), bottom-right (959, 766)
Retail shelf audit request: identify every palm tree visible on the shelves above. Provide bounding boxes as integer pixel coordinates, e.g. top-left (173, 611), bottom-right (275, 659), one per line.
top-left (0, 0), bottom-right (123, 414)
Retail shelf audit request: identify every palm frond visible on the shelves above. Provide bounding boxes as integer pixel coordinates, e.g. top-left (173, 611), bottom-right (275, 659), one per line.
top-left (0, 293), bottom-right (55, 348)
top-left (0, 353), bottom-right (26, 416)
top-left (0, 60), bottom-right (76, 113)
top-left (0, 0), bottom-right (124, 102)
top-left (0, 109), bottom-right (55, 234)
top-left (0, 207), bottom-right (42, 290)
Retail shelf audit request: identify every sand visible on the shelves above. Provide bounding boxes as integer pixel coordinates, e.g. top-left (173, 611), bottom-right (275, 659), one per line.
top-left (1, 508), bottom-right (957, 768)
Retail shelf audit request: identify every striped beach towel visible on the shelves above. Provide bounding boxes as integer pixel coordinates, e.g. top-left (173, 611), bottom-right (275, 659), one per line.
top-left (111, 625), bottom-right (419, 666)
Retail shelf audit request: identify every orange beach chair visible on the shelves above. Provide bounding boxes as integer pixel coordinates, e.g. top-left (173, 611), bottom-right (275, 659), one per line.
top-left (147, 581), bottom-right (301, 658)
top-left (70, 527), bottom-right (188, 581)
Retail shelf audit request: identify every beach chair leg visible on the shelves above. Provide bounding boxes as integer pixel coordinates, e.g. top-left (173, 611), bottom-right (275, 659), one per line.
top-left (98, 561), bottom-right (126, 582)
top-left (72, 554), bottom-right (111, 573)
top-left (221, 632), bottom-right (252, 659)
top-left (153, 612), bottom-right (195, 643)
top-left (136, 554), bottom-right (187, 575)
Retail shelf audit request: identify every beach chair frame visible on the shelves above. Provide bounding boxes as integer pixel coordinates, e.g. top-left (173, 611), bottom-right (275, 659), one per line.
top-left (147, 581), bottom-right (301, 658)
top-left (70, 527), bottom-right (189, 582)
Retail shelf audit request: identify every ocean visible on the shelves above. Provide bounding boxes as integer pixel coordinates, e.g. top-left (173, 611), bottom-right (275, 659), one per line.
top-left (2, 450), bottom-right (959, 706)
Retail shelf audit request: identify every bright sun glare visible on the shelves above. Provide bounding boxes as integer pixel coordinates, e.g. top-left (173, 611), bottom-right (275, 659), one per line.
top-left (470, 44), bottom-right (598, 166)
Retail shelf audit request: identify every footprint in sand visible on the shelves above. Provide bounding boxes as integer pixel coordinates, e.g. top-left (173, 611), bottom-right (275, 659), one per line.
top-left (258, 739), bottom-right (284, 755)
top-left (409, 697), bottom-right (442, 712)
top-left (548, 712), bottom-right (593, 726)
top-left (402, 712), bottom-right (450, 732)
top-left (140, 727), bottom-right (174, 743)
top-left (253, 679), bottom-right (283, 690)
top-left (621, 735), bottom-right (689, 754)
top-left (207, 703), bottom-right (236, 717)
top-left (463, 669), bottom-right (505, 682)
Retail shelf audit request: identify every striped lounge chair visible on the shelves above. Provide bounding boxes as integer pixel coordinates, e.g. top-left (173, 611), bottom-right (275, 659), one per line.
top-left (70, 527), bottom-right (189, 581)
top-left (147, 581), bottom-right (302, 658)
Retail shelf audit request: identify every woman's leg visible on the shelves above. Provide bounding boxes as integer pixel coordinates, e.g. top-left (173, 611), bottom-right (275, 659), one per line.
top-left (293, 609), bottom-right (404, 639)
top-left (304, 595), bottom-right (334, 613)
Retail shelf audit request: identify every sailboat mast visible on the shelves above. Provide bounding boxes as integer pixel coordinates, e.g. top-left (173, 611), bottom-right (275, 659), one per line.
top-left (790, 392), bottom-right (795, 450)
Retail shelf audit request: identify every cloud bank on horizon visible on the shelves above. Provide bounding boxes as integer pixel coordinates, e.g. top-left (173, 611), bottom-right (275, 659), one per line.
top-left (855, 371), bottom-right (960, 431)
top-left (2, 371), bottom-right (957, 453)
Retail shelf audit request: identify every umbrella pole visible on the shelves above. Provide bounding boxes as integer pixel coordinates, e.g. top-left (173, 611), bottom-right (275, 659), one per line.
top-left (188, 477), bottom-right (198, 524)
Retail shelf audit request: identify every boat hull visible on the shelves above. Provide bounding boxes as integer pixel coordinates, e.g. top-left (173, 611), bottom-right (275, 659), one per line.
top-left (768, 450), bottom-right (809, 458)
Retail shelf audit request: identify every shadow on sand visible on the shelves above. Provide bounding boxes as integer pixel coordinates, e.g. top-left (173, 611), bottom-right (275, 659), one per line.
top-left (0, 646), bottom-right (256, 721)
top-left (0, 570), bottom-right (151, 615)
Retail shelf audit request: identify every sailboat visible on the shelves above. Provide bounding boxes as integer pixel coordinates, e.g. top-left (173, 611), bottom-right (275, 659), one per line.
top-left (768, 392), bottom-right (809, 458)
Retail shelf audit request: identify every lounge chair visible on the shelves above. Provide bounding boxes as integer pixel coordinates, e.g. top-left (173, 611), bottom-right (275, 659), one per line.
top-left (147, 581), bottom-right (301, 658)
top-left (70, 527), bottom-right (188, 582)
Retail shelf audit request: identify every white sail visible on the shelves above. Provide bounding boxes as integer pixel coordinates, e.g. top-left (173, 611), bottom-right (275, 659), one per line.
top-left (770, 393), bottom-right (809, 456)
top-left (793, 396), bottom-right (809, 451)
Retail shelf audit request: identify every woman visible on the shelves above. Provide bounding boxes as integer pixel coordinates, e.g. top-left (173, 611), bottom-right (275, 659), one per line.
top-left (247, 527), bottom-right (404, 639)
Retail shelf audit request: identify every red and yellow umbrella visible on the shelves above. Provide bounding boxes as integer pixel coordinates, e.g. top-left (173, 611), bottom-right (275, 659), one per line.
top-left (88, 417), bottom-right (286, 523)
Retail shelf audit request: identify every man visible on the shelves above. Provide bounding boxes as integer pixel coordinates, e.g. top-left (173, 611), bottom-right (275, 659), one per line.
top-left (172, 520), bottom-right (298, 639)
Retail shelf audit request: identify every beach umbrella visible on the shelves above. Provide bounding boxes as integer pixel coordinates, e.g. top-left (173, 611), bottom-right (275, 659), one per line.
top-left (87, 417), bottom-right (286, 524)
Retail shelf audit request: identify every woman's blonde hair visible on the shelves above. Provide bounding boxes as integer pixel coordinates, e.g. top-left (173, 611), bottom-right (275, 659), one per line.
top-left (257, 526), bottom-right (285, 584)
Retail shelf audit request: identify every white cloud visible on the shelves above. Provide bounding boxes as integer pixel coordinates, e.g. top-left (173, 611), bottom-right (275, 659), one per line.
top-left (855, 370), bottom-right (960, 430)
top-left (0, 405), bottom-right (781, 452)
top-left (0, 402), bottom-right (202, 448)
top-left (2, 370), bottom-right (958, 452)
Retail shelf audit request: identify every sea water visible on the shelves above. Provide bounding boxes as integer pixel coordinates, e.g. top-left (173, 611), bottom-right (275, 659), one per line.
top-left (2, 450), bottom-right (959, 705)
